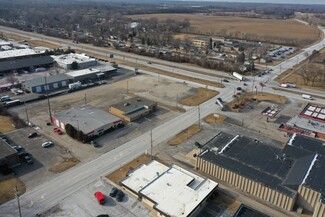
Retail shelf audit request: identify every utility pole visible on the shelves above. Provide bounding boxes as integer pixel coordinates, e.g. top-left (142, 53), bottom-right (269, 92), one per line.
top-left (126, 80), bottom-right (129, 94)
top-left (150, 129), bottom-right (153, 160)
top-left (198, 106), bottom-right (201, 129)
top-left (84, 93), bottom-right (87, 105)
top-left (14, 186), bottom-right (22, 217)
top-left (24, 102), bottom-right (29, 125)
top-left (44, 76), bottom-right (52, 123)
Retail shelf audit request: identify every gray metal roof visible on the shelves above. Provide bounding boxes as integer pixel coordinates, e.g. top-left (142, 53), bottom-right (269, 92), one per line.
top-left (22, 73), bottom-right (71, 88)
top-left (0, 138), bottom-right (16, 159)
top-left (110, 97), bottom-right (156, 114)
top-left (199, 133), bottom-right (297, 197)
top-left (0, 55), bottom-right (54, 72)
top-left (53, 106), bottom-right (121, 135)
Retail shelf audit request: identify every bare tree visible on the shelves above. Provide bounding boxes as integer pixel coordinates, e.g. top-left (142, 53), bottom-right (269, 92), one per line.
top-left (299, 65), bottom-right (311, 85)
top-left (6, 72), bottom-right (18, 86)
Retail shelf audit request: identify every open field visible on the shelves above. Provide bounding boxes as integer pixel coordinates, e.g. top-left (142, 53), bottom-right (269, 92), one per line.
top-left (106, 154), bottom-right (152, 185)
top-left (180, 88), bottom-right (218, 106)
top-left (168, 124), bottom-right (201, 146)
top-left (0, 116), bottom-right (15, 133)
top-left (2, 33), bottom-right (29, 41)
top-left (0, 175), bottom-right (25, 205)
top-left (129, 14), bottom-right (321, 46)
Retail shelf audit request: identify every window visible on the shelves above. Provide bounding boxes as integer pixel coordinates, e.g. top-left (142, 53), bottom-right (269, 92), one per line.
top-left (62, 81), bottom-right (67, 86)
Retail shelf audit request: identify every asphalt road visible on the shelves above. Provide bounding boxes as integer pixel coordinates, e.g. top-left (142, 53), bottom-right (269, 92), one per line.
top-left (0, 24), bottom-right (325, 216)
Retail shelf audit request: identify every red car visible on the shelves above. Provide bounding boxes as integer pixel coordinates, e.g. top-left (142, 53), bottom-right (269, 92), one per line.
top-left (94, 192), bottom-right (105, 204)
top-left (53, 128), bottom-right (63, 135)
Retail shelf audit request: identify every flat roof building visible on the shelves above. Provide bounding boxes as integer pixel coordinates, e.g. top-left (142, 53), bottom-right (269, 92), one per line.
top-left (66, 66), bottom-right (116, 82)
top-left (0, 48), bottom-right (54, 74)
top-left (0, 138), bottom-right (20, 173)
top-left (279, 103), bottom-right (325, 139)
top-left (196, 132), bottom-right (325, 217)
top-left (52, 53), bottom-right (96, 70)
top-left (22, 74), bottom-right (71, 93)
top-left (52, 106), bottom-right (123, 139)
top-left (121, 160), bottom-right (218, 217)
top-left (109, 97), bottom-right (158, 122)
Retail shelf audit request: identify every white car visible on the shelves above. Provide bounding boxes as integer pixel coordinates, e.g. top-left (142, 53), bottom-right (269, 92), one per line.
top-left (42, 141), bottom-right (53, 148)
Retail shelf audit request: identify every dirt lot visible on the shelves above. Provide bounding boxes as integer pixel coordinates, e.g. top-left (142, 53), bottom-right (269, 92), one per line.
top-left (0, 116), bottom-right (15, 133)
top-left (129, 14), bottom-right (321, 46)
top-left (168, 124), bottom-right (201, 146)
top-left (0, 175), bottom-right (25, 205)
top-left (106, 154), bottom-right (152, 185)
top-left (27, 40), bottom-right (60, 49)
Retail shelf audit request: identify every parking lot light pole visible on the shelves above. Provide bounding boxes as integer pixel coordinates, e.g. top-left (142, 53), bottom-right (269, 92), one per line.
top-left (44, 76), bottom-right (52, 123)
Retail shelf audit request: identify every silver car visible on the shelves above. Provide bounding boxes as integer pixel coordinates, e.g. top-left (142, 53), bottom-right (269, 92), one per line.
top-left (42, 141), bottom-right (53, 148)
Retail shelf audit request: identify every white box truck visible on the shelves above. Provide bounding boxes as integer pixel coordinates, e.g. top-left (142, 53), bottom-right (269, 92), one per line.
top-left (232, 72), bottom-right (245, 81)
top-left (69, 82), bottom-right (81, 90)
top-left (302, 94), bottom-right (313, 100)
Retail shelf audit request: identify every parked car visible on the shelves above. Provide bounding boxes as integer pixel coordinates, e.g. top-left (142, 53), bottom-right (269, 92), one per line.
top-left (110, 187), bottom-right (118, 197)
top-left (116, 190), bottom-right (125, 202)
top-left (24, 155), bottom-right (33, 165)
top-left (243, 83), bottom-right (248, 86)
top-left (147, 61), bottom-right (152, 64)
top-left (94, 192), bottom-right (105, 204)
top-left (42, 141), bottom-right (53, 148)
top-left (222, 79), bottom-right (229, 83)
top-left (91, 141), bottom-right (99, 147)
top-left (28, 132), bottom-right (38, 138)
top-left (97, 215), bottom-right (109, 217)
top-left (12, 145), bottom-right (24, 153)
top-left (53, 128), bottom-right (63, 135)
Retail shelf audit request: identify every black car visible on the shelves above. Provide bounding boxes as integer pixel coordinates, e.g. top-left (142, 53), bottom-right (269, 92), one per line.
top-left (24, 155), bottom-right (33, 165)
top-left (116, 190), bottom-right (125, 202)
top-left (28, 132), bottom-right (38, 138)
top-left (110, 187), bottom-right (118, 197)
top-left (222, 79), bottom-right (229, 83)
top-left (97, 215), bottom-right (109, 217)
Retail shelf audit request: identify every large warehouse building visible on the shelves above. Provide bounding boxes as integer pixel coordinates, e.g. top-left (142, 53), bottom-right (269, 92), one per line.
top-left (66, 65), bottom-right (116, 82)
top-left (52, 53), bottom-right (96, 70)
top-left (0, 48), bottom-right (54, 74)
top-left (52, 106), bottom-right (123, 139)
top-left (0, 137), bottom-right (20, 173)
top-left (109, 97), bottom-right (158, 122)
top-left (279, 103), bottom-right (325, 139)
top-left (120, 160), bottom-right (218, 217)
top-left (196, 132), bottom-right (325, 217)
top-left (22, 74), bottom-right (71, 93)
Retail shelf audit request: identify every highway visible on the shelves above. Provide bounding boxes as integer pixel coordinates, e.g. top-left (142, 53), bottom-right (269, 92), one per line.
top-left (0, 24), bottom-right (325, 216)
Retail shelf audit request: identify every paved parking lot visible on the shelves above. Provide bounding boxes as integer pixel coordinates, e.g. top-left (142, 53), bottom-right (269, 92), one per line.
top-left (40, 178), bottom-right (151, 217)
top-left (3, 127), bottom-right (73, 190)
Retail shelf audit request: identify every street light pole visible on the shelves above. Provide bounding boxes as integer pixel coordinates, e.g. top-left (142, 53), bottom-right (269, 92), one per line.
top-left (14, 186), bottom-right (22, 217)
top-left (198, 106), bottom-right (201, 129)
top-left (44, 76), bottom-right (52, 123)
top-left (24, 101), bottom-right (29, 125)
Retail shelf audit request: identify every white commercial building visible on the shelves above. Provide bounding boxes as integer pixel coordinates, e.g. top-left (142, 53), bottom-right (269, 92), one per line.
top-left (52, 53), bottom-right (96, 70)
top-left (121, 160), bottom-right (218, 217)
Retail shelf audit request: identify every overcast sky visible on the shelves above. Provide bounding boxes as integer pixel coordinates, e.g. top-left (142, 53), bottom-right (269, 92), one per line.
top-left (193, 0), bottom-right (325, 4)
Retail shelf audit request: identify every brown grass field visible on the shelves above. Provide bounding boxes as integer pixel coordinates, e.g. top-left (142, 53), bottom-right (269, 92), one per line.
top-left (129, 14), bottom-right (321, 45)
top-left (0, 175), bottom-right (25, 205)
top-left (180, 88), bottom-right (219, 106)
top-left (168, 124), bottom-right (201, 146)
top-left (0, 116), bottom-right (15, 133)
top-left (204, 114), bottom-right (227, 124)
top-left (49, 158), bottom-right (80, 173)
top-left (106, 154), bottom-right (152, 185)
